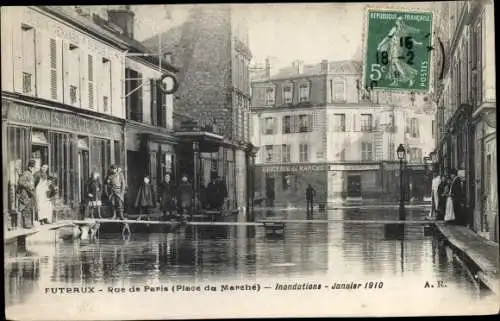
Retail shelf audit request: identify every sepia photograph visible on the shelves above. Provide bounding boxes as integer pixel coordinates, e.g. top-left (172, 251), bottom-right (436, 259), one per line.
top-left (2, 2), bottom-right (498, 319)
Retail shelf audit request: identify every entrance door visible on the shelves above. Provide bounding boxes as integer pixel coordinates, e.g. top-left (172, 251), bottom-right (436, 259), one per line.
top-left (126, 150), bottom-right (144, 210)
top-left (78, 150), bottom-right (89, 203)
top-left (347, 175), bottom-right (362, 198)
top-left (31, 144), bottom-right (49, 171)
top-left (265, 175), bottom-right (275, 204)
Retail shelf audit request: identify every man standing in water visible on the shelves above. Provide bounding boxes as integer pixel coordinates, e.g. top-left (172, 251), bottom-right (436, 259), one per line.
top-left (17, 160), bottom-right (37, 229)
top-left (306, 184), bottom-right (316, 216)
top-left (106, 164), bottom-right (126, 220)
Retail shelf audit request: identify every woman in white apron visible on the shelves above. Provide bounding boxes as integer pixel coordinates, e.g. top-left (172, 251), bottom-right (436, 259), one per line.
top-left (444, 169), bottom-right (460, 224)
top-left (34, 164), bottom-right (54, 225)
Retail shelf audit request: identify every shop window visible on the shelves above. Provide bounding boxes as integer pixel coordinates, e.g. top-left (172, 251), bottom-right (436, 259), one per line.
top-left (6, 126), bottom-right (30, 212)
top-left (49, 131), bottom-right (75, 205)
top-left (113, 140), bottom-right (121, 168)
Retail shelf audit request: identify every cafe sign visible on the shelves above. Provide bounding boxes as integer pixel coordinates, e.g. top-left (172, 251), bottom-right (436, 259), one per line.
top-left (261, 164), bottom-right (328, 173)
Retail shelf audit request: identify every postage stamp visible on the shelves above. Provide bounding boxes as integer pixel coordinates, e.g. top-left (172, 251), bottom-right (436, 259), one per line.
top-left (363, 9), bottom-right (433, 92)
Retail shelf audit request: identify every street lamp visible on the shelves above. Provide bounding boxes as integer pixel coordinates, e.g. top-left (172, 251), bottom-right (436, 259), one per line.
top-left (397, 144), bottom-right (406, 220)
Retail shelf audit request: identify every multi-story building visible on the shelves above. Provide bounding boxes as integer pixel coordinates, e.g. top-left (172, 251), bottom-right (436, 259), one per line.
top-left (432, 1), bottom-right (497, 242)
top-left (1, 6), bottom-right (179, 227)
top-left (142, 4), bottom-right (254, 213)
top-left (89, 6), bottom-right (179, 211)
top-left (251, 59), bottom-right (435, 207)
top-left (1, 6), bottom-right (128, 225)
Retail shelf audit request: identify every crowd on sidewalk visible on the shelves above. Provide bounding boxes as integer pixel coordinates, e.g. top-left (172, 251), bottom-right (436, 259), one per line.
top-left (428, 167), bottom-right (468, 226)
top-left (12, 160), bottom-right (230, 229)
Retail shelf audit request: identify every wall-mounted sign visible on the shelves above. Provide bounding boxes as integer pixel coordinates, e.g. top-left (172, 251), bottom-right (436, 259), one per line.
top-left (261, 164), bottom-right (328, 173)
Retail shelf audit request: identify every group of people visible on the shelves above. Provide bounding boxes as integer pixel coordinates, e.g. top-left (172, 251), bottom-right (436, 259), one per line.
top-left (429, 168), bottom-right (467, 226)
top-left (16, 160), bottom-right (58, 229)
top-left (84, 166), bottom-right (228, 221)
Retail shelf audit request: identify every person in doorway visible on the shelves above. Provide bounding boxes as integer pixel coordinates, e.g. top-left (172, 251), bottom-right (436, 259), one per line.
top-left (444, 168), bottom-right (462, 224)
top-left (16, 160), bottom-right (37, 229)
top-left (177, 174), bottom-right (193, 217)
top-left (135, 175), bottom-right (156, 220)
top-left (34, 164), bottom-right (54, 225)
top-left (428, 171), bottom-right (442, 220)
top-left (306, 184), bottom-right (316, 215)
top-left (206, 172), bottom-right (220, 210)
top-left (86, 171), bottom-right (103, 219)
top-left (106, 164), bottom-right (126, 220)
top-left (159, 173), bottom-right (176, 220)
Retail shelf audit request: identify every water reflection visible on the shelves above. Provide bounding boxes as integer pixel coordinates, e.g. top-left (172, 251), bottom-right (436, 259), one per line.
top-left (4, 207), bottom-right (491, 309)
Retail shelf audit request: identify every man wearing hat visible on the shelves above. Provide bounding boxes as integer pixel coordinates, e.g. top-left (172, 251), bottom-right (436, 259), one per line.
top-left (105, 164), bottom-right (126, 220)
top-left (17, 160), bottom-right (37, 228)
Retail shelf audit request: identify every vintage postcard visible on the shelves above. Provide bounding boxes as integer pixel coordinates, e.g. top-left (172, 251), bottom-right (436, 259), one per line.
top-left (3, 2), bottom-right (498, 320)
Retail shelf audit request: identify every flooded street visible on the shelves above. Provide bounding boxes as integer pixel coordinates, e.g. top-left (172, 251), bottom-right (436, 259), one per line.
top-left (5, 207), bottom-right (498, 319)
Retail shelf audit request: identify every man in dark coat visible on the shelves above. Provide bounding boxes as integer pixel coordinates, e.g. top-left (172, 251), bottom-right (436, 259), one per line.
top-left (158, 173), bottom-right (175, 219)
top-left (105, 164), bottom-right (126, 220)
top-left (17, 160), bottom-right (37, 229)
top-left (177, 174), bottom-right (193, 216)
top-left (306, 184), bottom-right (316, 215)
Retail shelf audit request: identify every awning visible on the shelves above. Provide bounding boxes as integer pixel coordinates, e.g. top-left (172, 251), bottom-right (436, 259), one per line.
top-left (174, 131), bottom-right (225, 153)
top-left (31, 131), bottom-right (49, 145)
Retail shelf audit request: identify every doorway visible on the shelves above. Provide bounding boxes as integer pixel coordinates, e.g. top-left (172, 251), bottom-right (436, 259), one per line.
top-left (347, 175), bottom-right (362, 198)
top-left (126, 150), bottom-right (144, 210)
top-left (78, 149), bottom-right (89, 203)
top-left (31, 144), bottom-right (49, 171)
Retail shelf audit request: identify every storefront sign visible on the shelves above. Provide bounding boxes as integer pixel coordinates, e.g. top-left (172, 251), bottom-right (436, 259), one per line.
top-left (329, 164), bottom-right (381, 171)
top-left (6, 102), bottom-right (122, 140)
top-left (261, 164), bottom-right (328, 173)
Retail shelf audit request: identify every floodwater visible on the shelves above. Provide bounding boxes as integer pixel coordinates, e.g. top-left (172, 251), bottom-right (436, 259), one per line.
top-left (4, 207), bottom-right (499, 319)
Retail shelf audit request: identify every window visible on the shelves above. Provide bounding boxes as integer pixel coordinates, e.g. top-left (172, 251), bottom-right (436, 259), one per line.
top-left (409, 147), bottom-right (422, 163)
top-left (88, 55), bottom-right (95, 109)
top-left (333, 114), bottom-right (346, 132)
top-left (360, 114), bottom-right (373, 132)
top-left (21, 24), bottom-right (36, 95)
top-left (22, 72), bottom-right (32, 94)
top-left (333, 79), bottom-right (345, 102)
top-left (282, 85), bottom-right (292, 104)
top-left (299, 83), bottom-right (310, 102)
top-left (264, 145), bottom-right (274, 163)
top-left (299, 114), bottom-right (312, 132)
top-left (125, 68), bottom-right (143, 122)
top-left (70, 86), bottom-right (77, 104)
top-left (49, 38), bottom-right (57, 99)
top-left (264, 117), bottom-right (275, 135)
top-left (406, 118), bottom-right (420, 138)
top-left (265, 87), bottom-right (275, 106)
top-left (299, 143), bottom-right (309, 162)
top-left (101, 58), bottom-right (112, 113)
top-left (68, 43), bottom-right (80, 105)
top-left (282, 144), bottom-right (291, 163)
top-left (388, 142), bottom-right (395, 160)
top-left (361, 142), bottom-right (373, 161)
top-left (282, 115), bottom-right (292, 133)
top-left (49, 131), bottom-right (76, 204)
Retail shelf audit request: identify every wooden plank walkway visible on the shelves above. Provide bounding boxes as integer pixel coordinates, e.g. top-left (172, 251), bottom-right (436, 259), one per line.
top-left (257, 219), bottom-right (437, 225)
top-left (435, 222), bottom-right (499, 294)
top-left (4, 222), bottom-right (74, 243)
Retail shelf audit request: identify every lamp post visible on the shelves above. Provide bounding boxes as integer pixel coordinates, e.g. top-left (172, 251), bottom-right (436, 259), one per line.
top-left (397, 144), bottom-right (406, 220)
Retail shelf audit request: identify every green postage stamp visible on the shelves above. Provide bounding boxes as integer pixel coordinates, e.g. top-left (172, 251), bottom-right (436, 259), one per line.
top-left (363, 9), bottom-right (433, 92)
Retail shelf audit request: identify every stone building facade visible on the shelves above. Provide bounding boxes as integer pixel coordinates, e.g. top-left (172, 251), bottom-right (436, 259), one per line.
top-left (432, 1), bottom-right (497, 242)
top-left (142, 5), bottom-right (254, 213)
top-left (251, 60), bottom-right (435, 207)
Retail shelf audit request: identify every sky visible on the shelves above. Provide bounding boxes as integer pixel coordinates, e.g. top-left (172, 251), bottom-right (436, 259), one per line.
top-left (128, 3), bottom-right (435, 71)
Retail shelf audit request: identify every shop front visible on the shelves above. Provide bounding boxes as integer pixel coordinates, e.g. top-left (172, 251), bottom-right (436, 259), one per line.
top-left (2, 98), bottom-right (125, 227)
top-left (124, 123), bottom-right (177, 212)
top-left (174, 129), bottom-right (245, 216)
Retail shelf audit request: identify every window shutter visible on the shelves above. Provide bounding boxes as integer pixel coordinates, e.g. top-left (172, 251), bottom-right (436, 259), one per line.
top-left (88, 54), bottom-right (94, 109)
top-left (125, 69), bottom-right (132, 119)
top-left (150, 78), bottom-right (158, 126)
top-left (49, 38), bottom-right (57, 100)
top-left (137, 72), bottom-right (143, 122)
top-left (260, 118), bottom-right (265, 134)
top-left (308, 114), bottom-right (313, 131)
top-left (293, 115), bottom-right (299, 133)
top-left (160, 86), bottom-right (167, 128)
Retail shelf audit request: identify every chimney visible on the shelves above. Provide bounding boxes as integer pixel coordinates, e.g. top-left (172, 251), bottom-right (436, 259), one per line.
top-left (320, 59), bottom-right (329, 73)
top-left (107, 6), bottom-right (135, 39)
top-left (292, 60), bottom-right (304, 74)
top-left (265, 57), bottom-right (271, 79)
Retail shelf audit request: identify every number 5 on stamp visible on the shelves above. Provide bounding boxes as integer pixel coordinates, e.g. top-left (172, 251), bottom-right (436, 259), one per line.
top-left (363, 9), bottom-right (433, 92)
